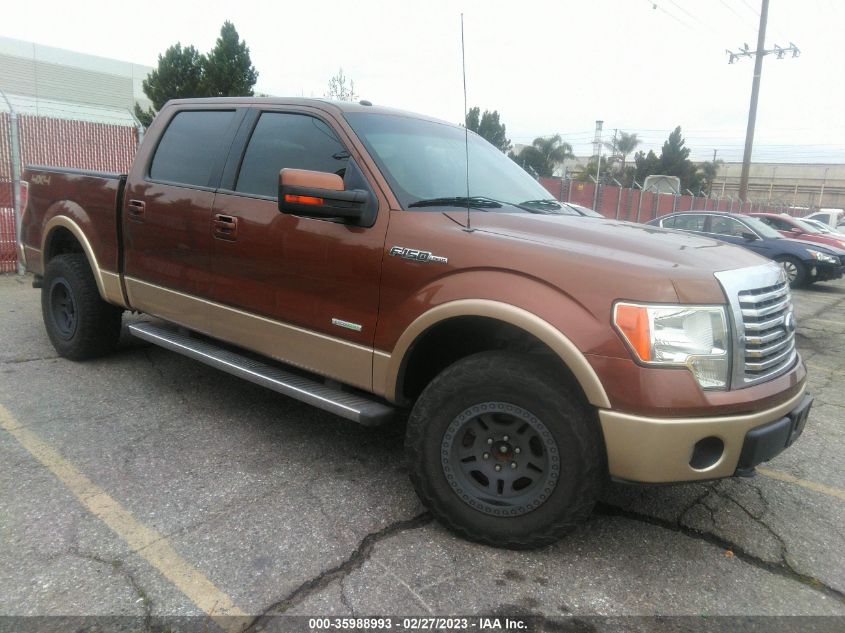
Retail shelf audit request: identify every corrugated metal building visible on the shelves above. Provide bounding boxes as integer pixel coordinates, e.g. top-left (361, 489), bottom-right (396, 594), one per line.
top-left (0, 35), bottom-right (152, 124)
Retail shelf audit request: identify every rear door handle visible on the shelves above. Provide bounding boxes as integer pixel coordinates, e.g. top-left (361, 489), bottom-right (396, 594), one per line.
top-left (127, 199), bottom-right (145, 221)
top-left (212, 214), bottom-right (238, 240)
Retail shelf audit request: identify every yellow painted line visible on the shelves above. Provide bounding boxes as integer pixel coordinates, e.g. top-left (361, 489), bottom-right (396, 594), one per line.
top-left (758, 467), bottom-right (845, 502)
top-left (0, 404), bottom-right (249, 632)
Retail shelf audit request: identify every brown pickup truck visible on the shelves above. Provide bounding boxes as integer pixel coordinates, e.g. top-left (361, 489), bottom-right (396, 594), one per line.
top-left (19, 98), bottom-right (810, 548)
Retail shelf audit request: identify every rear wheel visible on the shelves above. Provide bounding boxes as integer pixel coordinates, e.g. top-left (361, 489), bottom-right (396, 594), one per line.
top-left (42, 254), bottom-right (123, 360)
top-left (775, 255), bottom-right (806, 288)
top-left (405, 351), bottom-right (604, 549)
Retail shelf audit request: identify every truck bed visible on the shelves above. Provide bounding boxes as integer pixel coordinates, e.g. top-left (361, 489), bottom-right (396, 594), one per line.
top-left (21, 165), bottom-right (126, 285)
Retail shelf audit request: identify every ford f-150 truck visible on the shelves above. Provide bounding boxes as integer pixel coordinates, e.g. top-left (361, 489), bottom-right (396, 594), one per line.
top-left (18, 98), bottom-right (811, 548)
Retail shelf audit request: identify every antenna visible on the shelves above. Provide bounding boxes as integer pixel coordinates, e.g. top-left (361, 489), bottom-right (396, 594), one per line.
top-left (461, 13), bottom-right (472, 232)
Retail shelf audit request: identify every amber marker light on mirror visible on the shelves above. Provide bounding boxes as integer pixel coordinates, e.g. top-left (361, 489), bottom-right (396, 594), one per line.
top-left (284, 194), bottom-right (324, 205)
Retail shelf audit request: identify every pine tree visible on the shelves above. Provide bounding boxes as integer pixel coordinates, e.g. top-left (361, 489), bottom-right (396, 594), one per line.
top-left (465, 107), bottom-right (512, 153)
top-left (141, 43), bottom-right (205, 111)
top-left (202, 22), bottom-right (258, 97)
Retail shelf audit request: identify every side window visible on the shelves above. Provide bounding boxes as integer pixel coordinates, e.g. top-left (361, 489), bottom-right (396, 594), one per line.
top-left (149, 110), bottom-right (236, 187)
top-left (767, 217), bottom-right (790, 230)
top-left (672, 214), bottom-right (706, 232)
top-left (814, 213), bottom-right (830, 223)
top-left (660, 216), bottom-right (676, 228)
top-left (236, 112), bottom-right (349, 198)
top-left (710, 216), bottom-right (748, 237)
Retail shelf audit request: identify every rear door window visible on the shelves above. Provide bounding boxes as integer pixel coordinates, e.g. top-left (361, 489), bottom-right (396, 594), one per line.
top-left (235, 112), bottom-right (349, 198)
top-left (149, 110), bottom-right (236, 187)
top-left (672, 214), bottom-right (706, 232)
top-left (709, 216), bottom-right (748, 237)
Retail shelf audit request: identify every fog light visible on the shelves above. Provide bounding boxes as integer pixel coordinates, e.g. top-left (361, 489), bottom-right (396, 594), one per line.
top-left (690, 436), bottom-right (724, 470)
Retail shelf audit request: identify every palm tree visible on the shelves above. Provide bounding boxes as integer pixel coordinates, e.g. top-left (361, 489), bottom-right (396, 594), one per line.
top-left (515, 134), bottom-right (574, 178)
top-left (606, 132), bottom-right (641, 182)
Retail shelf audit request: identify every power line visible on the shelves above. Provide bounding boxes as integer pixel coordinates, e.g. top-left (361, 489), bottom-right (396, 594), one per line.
top-left (718, 0), bottom-right (759, 30)
top-left (739, 0), bottom-right (760, 16)
top-left (644, 1), bottom-right (696, 31)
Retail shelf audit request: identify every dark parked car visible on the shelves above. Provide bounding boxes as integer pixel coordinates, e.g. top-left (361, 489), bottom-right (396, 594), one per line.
top-left (648, 211), bottom-right (844, 287)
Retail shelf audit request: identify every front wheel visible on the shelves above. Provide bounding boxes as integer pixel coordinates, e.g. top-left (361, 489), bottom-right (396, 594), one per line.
top-left (405, 351), bottom-right (604, 549)
top-left (775, 255), bottom-right (807, 288)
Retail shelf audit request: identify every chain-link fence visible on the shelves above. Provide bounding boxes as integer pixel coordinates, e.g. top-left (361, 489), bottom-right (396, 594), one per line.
top-left (0, 111), bottom-right (138, 273)
top-left (0, 113), bottom-right (17, 273)
top-left (539, 176), bottom-right (807, 221)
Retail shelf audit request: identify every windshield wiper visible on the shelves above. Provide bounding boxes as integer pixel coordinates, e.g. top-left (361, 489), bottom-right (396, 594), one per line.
top-left (515, 199), bottom-right (566, 214)
top-left (519, 199), bottom-right (561, 206)
top-left (408, 196), bottom-right (502, 209)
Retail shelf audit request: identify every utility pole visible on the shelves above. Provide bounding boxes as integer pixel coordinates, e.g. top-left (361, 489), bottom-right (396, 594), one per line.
top-left (593, 120), bottom-right (603, 210)
top-left (726, 0), bottom-right (799, 202)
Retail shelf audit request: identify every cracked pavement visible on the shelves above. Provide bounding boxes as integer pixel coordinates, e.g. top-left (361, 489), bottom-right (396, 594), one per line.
top-left (1, 273), bottom-right (844, 626)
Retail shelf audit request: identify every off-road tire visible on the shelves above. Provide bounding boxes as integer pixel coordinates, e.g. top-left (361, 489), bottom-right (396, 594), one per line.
top-left (775, 255), bottom-right (807, 288)
top-left (405, 351), bottom-right (604, 549)
top-left (42, 254), bottom-right (123, 360)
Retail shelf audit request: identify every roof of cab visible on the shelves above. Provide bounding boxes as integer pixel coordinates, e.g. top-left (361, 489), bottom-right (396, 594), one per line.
top-left (162, 97), bottom-right (455, 126)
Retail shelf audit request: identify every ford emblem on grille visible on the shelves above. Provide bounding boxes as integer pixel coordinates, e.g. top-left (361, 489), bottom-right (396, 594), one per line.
top-left (784, 312), bottom-right (797, 333)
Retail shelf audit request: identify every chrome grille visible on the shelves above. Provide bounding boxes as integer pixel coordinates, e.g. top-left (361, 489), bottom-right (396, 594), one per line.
top-left (715, 263), bottom-right (798, 389)
top-left (738, 281), bottom-right (796, 382)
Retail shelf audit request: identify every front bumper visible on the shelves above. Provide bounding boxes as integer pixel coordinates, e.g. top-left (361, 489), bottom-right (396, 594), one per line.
top-left (598, 386), bottom-right (810, 483)
top-left (734, 392), bottom-right (811, 474)
top-left (811, 260), bottom-right (844, 281)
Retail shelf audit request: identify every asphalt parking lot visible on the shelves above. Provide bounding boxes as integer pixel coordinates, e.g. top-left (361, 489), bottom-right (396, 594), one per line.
top-left (1, 273), bottom-right (844, 631)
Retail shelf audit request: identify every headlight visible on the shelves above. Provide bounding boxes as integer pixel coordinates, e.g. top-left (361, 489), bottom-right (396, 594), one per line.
top-left (613, 303), bottom-right (730, 390)
top-left (806, 249), bottom-right (838, 265)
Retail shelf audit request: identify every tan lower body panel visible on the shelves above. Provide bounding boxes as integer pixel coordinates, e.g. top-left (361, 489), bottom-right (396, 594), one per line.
top-left (100, 271), bottom-right (126, 307)
top-left (599, 385), bottom-right (806, 483)
top-left (124, 277), bottom-right (375, 391)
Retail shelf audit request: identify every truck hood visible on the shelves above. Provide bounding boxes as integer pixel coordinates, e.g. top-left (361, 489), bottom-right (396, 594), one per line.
top-left (462, 212), bottom-right (765, 275)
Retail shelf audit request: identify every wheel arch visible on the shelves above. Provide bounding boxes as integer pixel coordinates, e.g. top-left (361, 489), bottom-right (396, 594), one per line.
top-left (377, 299), bottom-right (611, 409)
top-left (41, 215), bottom-right (125, 306)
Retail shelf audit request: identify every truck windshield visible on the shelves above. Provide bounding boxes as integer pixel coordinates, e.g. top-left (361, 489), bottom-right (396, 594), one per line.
top-left (345, 112), bottom-right (562, 212)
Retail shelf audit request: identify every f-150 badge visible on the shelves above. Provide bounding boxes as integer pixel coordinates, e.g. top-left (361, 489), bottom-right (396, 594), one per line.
top-left (389, 246), bottom-right (448, 264)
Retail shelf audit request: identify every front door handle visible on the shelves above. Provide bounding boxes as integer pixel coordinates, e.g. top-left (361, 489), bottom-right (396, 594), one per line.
top-left (127, 199), bottom-right (145, 221)
top-left (212, 214), bottom-right (238, 240)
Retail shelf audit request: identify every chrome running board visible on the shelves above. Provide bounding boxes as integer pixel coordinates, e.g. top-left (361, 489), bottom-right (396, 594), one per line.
top-left (128, 321), bottom-right (394, 426)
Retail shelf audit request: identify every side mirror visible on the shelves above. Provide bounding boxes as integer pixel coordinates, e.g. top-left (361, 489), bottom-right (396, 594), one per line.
top-left (741, 231), bottom-right (759, 241)
top-left (278, 168), bottom-right (368, 221)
